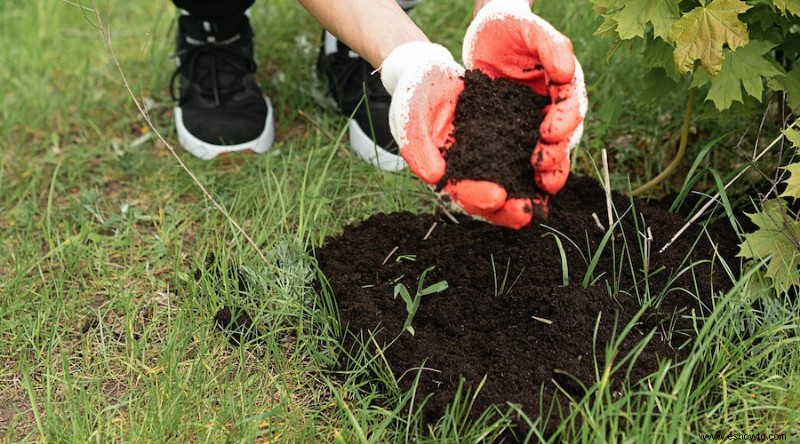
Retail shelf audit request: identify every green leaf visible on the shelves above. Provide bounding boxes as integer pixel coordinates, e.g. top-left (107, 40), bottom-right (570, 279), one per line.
top-left (783, 126), bottom-right (800, 147)
top-left (612, 0), bottom-right (680, 40)
top-left (594, 15), bottom-right (620, 38)
top-left (643, 68), bottom-right (681, 100)
top-left (780, 162), bottom-right (800, 200)
top-left (393, 283), bottom-right (413, 307)
top-left (771, 0), bottom-right (800, 16)
top-left (591, 0), bottom-right (621, 14)
top-left (420, 280), bottom-right (449, 296)
top-left (642, 37), bottom-right (682, 80)
top-left (769, 67), bottom-right (800, 112)
top-left (702, 40), bottom-right (781, 110)
top-left (669, 0), bottom-right (752, 75)
top-left (738, 199), bottom-right (800, 295)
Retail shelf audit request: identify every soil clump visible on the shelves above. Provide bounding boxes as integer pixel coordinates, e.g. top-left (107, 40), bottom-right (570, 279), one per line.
top-left (439, 69), bottom-right (550, 199)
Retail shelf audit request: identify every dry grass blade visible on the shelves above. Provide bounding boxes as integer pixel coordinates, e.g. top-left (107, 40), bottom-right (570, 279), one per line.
top-left (382, 246), bottom-right (400, 265)
top-left (531, 316), bottom-right (553, 325)
top-left (602, 149), bottom-right (613, 229)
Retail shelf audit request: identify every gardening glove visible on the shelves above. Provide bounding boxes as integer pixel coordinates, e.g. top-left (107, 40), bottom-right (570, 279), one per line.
top-left (464, 0), bottom-right (587, 198)
top-left (381, 41), bottom-right (464, 185)
top-left (381, 0), bottom-right (586, 229)
top-left (382, 42), bottom-right (523, 226)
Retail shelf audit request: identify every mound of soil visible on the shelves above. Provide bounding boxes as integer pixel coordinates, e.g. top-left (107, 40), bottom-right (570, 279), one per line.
top-left (313, 175), bottom-right (739, 436)
top-left (439, 69), bottom-right (550, 198)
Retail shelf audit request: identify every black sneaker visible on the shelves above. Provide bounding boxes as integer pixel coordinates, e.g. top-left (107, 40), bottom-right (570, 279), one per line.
top-left (316, 31), bottom-right (406, 171)
top-left (170, 13), bottom-right (274, 160)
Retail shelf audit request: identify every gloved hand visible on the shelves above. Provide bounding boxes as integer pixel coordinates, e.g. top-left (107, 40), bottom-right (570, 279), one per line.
top-left (381, 0), bottom-right (586, 229)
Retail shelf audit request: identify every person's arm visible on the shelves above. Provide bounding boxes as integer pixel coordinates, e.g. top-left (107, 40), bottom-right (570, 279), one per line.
top-left (297, 0), bottom-right (428, 68)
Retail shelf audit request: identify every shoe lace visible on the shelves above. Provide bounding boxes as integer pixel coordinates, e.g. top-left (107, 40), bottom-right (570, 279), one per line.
top-left (170, 36), bottom-right (256, 105)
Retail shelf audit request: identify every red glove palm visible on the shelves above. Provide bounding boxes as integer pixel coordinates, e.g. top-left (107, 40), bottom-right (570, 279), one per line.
top-left (382, 0), bottom-right (586, 229)
top-left (464, 0), bottom-right (587, 198)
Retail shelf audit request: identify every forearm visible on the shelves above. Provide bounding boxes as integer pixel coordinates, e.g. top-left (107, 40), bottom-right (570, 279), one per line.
top-left (297, 0), bottom-right (428, 68)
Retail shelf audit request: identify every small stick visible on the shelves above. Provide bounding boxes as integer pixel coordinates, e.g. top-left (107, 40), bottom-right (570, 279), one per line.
top-left (439, 206), bottom-right (460, 224)
top-left (601, 149), bottom-right (614, 229)
top-left (423, 222), bottom-right (438, 240)
top-left (591, 212), bottom-right (605, 231)
top-left (532, 316), bottom-right (553, 325)
top-left (381, 246), bottom-right (399, 265)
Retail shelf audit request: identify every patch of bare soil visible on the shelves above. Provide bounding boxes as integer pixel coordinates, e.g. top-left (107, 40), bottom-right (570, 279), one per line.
top-left (314, 175), bottom-right (739, 437)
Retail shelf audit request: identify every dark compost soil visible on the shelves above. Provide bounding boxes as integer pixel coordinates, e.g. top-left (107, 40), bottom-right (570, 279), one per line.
top-left (439, 69), bottom-right (550, 198)
top-left (313, 176), bottom-right (739, 435)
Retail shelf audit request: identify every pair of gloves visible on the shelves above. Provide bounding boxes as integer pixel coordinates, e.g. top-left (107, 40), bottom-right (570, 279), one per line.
top-left (381, 0), bottom-right (587, 229)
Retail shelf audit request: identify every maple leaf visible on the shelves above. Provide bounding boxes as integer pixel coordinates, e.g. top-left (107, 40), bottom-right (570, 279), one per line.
top-left (780, 162), bottom-right (800, 200)
top-left (692, 40), bottom-right (781, 110)
top-left (669, 0), bottom-right (752, 75)
top-left (612, 0), bottom-right (680, 40)
top-left (591, 0), bottom-right (619, 15)
top-left (769, 67), bottom-right (800, 112)
top-left (738, 199), bottom-right (800, 295)
top-left (784, 126), bottom-right (800, 147)
top-left (771, 0), bottom-right (800, 16)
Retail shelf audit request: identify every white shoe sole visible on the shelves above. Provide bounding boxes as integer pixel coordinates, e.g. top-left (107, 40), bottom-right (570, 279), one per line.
top-left (348, 120), bottom-right (406, 172)
top-left (175, 97), bottom-right (275, 160)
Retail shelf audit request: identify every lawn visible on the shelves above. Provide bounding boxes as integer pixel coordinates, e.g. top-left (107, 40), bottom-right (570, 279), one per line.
top-left (1, 0), bottom-right (798, 442)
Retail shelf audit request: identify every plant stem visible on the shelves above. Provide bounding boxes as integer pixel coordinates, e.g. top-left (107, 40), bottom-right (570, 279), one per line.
top-left (632, 87), bottom-right (697, 196)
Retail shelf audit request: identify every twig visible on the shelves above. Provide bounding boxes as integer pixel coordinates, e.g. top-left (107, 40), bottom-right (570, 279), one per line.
top-left (532, 316), bottom-right (553, 325)
top-left (381, 246), bottom-right (399, 265)
top-left (591, 212), bottom-right (605, 231)
top-left (438, 203), bottom-right (460, 224)
top-left (89, 1), bottom-right (268, 265)
top-left (601, 149), bottom-right (614, 229)
top-left (423, 222), bottom-right (438, 240)
top-left (659, 129), bottom-right (787, 253)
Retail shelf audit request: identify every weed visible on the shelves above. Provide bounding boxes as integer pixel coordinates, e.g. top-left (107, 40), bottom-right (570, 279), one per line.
top-left (393, 266), bottom-right (448, 336)
top-left (543, 232), bottom-right (571, 286)
top-left (489, 254), bottom-right (525, 296)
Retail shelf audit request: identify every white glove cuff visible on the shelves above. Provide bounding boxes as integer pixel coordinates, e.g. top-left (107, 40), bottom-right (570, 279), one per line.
top-left (380, 41), bottom-right (459, 96)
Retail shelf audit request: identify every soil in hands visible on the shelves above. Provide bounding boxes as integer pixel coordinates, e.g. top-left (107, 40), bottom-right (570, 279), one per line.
top-left (314, 176), bottom-right (739, 436)
top-left (438, 69), bottom-right (550, 198)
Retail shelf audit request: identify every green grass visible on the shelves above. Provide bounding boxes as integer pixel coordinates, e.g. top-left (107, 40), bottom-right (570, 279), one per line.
top-left (2, 0), bottom-right (799, 442)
